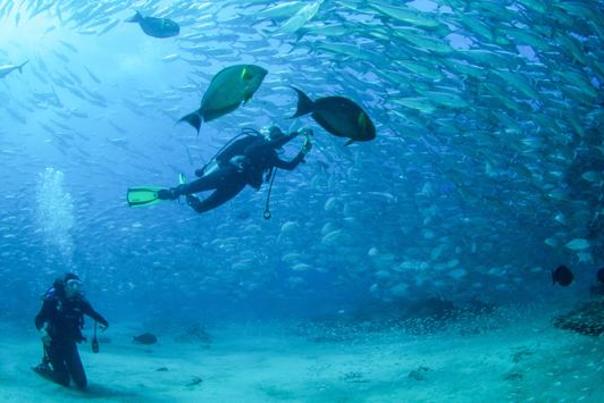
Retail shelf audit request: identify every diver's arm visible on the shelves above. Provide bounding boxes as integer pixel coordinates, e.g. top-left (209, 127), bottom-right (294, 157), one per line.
top-left (266, 131), bottom-right (299, 149)
top-left (34, 299), bottom-right (54, 330)
top-left (272, 132), bottom-right (311, 170)
top-left (81, 300), bottom-right (109, 327)
top-left (273, 151), bottom-right (306, 171)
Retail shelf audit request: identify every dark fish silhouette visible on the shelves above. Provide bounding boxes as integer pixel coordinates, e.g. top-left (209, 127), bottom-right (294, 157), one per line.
top-left (133, 332), bottom-right (158, 344)
top-left (127, 11), bottom-right (180, 38)
top-left (186, 376), bottom-right (203, 387)
top-left (290, 87), bottom-right (376, 145)
top-left (180, 64), bottom-right (267, 134)
top-left (552, 265), bottom-right (574, 287)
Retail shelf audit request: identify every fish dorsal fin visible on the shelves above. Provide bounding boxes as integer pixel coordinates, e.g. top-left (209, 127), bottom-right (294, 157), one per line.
top-left (127, 11), bottom-right (143, 23)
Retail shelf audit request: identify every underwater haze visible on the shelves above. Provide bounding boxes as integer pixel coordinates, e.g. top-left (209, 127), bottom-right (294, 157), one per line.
top-left (1, 0), bottom-right (604, 401)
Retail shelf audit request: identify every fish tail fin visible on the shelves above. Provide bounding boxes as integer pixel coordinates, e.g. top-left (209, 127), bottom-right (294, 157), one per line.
top-left (345, 139), bottom-right (355, 146)
top-left (290, 86), bottom-right (314, 118)
top-left (179, 110), bottom-right (203, 135)
top-left (18, 60), bottom-right (29, 73)
top-left (126, 11), bottom-right (142, 23)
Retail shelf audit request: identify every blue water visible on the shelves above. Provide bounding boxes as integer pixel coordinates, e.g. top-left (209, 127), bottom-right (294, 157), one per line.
top-left (1, 0), bottom-right (604, 401)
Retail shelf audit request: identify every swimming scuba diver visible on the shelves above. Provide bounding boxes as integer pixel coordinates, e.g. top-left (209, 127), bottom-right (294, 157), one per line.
top-left (127, 126), bottom-right (313, 215)
top-left (33, 273), bottom-right (109, 389)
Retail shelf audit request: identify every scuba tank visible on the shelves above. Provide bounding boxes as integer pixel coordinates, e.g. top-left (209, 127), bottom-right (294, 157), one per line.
top-left (195, 128), bottom-right (262, 178)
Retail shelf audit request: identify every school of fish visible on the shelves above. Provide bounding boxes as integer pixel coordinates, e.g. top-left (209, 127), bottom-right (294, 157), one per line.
top-left (0, 0), bottom-right (602, 310)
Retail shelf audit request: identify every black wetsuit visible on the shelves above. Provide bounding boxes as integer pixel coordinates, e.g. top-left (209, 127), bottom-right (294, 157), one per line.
top-left (34, 288), bottom-right (108, 389)
top-left (170, 131), bottom-right (306, 214)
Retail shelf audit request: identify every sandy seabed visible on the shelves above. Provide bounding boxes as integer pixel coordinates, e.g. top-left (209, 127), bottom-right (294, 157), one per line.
top-left (1, 308), bottom-right (603, 403)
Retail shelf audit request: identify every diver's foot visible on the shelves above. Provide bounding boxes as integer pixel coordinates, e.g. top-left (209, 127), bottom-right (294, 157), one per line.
top-left (157, 189), bottom-right (178, 200)
top-left (32, 362), bottom-right (52, 376)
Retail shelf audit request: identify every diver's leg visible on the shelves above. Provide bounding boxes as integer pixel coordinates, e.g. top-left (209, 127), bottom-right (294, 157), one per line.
top-left (42, 344), bottom-right (50, 366)
top-left (158, 168), bottom-right (234, 200)
top-left (46, 342), bottom-right (70, 387)
top-left (180, 168), bottom-right (232, 194)
top-left (34, 343), bottom-right (51, 370)
top-left (65, 343), bottom-right (87, 389)
top-left (186, 181), bottom-right (246, 214)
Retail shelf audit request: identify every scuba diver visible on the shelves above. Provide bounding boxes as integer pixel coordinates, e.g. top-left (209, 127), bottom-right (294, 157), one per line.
top-left (127, 126), bottom-right (313, 216)
top-left (33, 273), bottom-right (109, 389)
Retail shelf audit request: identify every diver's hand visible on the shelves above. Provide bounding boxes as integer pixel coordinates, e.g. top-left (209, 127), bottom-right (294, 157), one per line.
top-left (299, 128), bottom-right (313, 137)
top-left (302, 135), bottom-right (313, 155)
top-left (40, 329), bottom-right (51, 346)
top-left (99, 321), bottom-right (109, 331)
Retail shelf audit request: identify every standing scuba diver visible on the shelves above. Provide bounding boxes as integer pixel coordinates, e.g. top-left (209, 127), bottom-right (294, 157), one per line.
top-left (127, 126), bottom-right (313, 215)
top-left (33, 273), bottom-right (109, 389)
